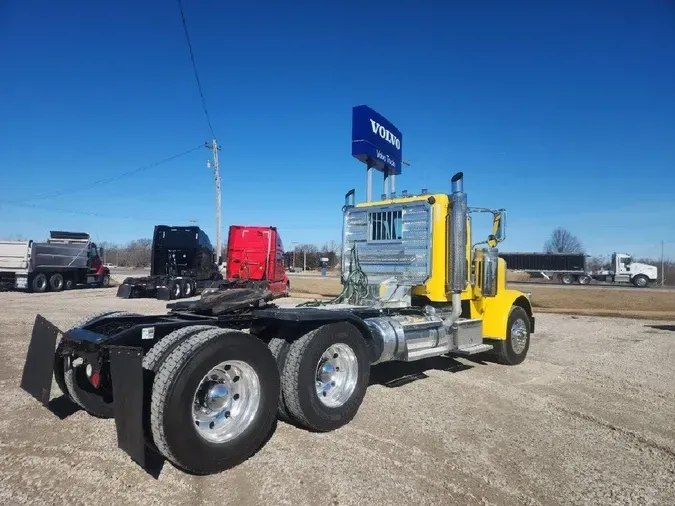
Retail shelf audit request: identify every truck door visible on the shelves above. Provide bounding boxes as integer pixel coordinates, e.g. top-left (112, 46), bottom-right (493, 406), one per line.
top-left (272, 232), bottom-right (285, 282)
top-left (89, 243), bottom-right (103, 274)
top-left (614, 254), bottom-right (631, 283)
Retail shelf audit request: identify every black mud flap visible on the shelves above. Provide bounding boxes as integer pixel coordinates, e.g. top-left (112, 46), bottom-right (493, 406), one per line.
top-left (108, 346), bottom-right (150, 468)
top-left (20, 315), bottom-right (61, 407)
top-left (117, 284), bottom-right (133, 299)
top-left (156, 286), bottom-right (170, 301)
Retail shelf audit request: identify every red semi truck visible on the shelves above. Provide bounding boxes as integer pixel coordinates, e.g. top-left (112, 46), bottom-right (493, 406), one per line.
top-left (226, 225), bottom-right (289, 297)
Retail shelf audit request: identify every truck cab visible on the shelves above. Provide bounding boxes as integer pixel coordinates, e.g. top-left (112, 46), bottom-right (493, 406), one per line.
top-left (226, 225), bottom-right (289, 296)
top-left (611, 253), bottom-right (657, 287)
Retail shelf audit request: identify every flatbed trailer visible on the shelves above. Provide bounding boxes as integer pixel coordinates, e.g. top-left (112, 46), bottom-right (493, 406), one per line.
top-left (20, 172), bottom-right (535, 475)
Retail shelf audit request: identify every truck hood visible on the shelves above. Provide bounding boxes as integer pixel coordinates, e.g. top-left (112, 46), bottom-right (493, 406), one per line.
top-left (631, 262), bottom-right (658, 278)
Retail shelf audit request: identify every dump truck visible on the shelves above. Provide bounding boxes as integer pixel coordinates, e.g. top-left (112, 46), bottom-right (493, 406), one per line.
top-left (500, 251), bottom-right (658, 287)
top-left (117, 225), bottom-right (289, 300)
top-left (20, 172), bottom-right (534, 475)
top-left (0, 231), bottom-right (110, 292)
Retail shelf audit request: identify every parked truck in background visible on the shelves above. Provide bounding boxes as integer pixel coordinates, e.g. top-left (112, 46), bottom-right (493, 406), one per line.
top-left (226, 225), bottom-right (289, 297)
top-left (117, 224), bottom-right (289, 300)
top-left (117, 225), bottom-right (223, 300)
top-left (499, 251), bottom-right (658, 287)
top-left (0, 231), bottom-right (110, 292)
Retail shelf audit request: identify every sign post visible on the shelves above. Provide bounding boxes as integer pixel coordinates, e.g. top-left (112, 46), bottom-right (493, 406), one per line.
top-left (351, 105), bottom-right (403, 201)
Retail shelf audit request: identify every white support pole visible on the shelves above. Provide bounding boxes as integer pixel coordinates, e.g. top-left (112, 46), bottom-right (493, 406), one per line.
top-left (211, 139), bottom-right (222, 263)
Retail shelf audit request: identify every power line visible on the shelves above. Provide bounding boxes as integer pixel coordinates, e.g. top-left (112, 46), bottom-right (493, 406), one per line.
top-left (10, 144), bottom-right (204, 203)
top-left (177, 0), bottom-right (216, 139)
top-left (0, 199), bottom-right (172, 223)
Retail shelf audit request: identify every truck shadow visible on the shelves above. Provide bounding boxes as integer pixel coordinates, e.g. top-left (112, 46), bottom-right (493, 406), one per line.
top-left (369, 355), bottom-right (474, 388)
top-left (646, 324), bottom-right (675, 332)
top-left (47, 395), bottom-right (81, 419)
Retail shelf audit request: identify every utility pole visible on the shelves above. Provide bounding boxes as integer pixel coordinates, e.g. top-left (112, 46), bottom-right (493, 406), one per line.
top-left (303, 250), bottom-right (307, 272)
top-left (206, 139), bottom-right (222, 264)
top-left (662, 240), bottom-right (665, 286)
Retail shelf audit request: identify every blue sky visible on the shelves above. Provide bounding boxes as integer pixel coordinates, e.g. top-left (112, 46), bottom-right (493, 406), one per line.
top-left (1, 0), bottom-right (674, 260)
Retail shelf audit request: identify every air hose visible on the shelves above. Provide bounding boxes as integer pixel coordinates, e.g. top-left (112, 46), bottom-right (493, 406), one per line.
top-left (297, 247), bottom-right (372, 307)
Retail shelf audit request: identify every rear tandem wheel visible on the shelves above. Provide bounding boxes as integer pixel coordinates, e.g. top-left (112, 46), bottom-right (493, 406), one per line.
top-left (149, 327), bottom-right (280, 474)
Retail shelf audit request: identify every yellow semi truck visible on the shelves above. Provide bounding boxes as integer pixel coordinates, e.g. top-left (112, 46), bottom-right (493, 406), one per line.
top-left (20, 171), bottom-right (533, 475)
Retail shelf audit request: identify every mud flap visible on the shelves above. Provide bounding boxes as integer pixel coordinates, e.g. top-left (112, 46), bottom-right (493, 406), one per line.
top-left (20, 315), bottom-right (60, 407)
top-left (156, 286), bottom-right (170, 300)
top-left (117, 284), bottom-right (133, 298)
top-left (108, 346), bottom-right (148, 468)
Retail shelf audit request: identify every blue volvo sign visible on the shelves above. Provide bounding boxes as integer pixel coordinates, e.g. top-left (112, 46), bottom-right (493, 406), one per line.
top-left (351, 105), bottom-right (403, 175)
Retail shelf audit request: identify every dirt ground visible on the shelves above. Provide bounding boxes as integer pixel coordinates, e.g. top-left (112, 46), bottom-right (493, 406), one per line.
top-left (1, 288), bottom-right (674, 505)
top-left (288, 276), bottom-right (675, 320)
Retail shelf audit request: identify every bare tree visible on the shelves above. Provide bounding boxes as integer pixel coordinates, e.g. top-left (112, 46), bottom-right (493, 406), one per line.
top-left (586, 255), bottom-right (609, 272)
top-left (543, 227), bottom-right (584, 253)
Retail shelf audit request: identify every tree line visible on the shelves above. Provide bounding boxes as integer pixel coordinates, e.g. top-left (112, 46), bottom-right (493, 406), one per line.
top-left (97, 239), bottom-right (343, 270)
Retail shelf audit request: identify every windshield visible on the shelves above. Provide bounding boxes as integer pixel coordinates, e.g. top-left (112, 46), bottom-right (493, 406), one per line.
top-left (161, 229), bottom-right (199, 249)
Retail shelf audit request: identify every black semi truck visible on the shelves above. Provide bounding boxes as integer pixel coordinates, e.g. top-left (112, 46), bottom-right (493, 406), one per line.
top-left (117, 225), bottom-right (223, 300)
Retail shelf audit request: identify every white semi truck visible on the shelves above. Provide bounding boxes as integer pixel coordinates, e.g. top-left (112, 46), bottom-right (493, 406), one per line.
top-left (499, 251), bottom-right (658, 287)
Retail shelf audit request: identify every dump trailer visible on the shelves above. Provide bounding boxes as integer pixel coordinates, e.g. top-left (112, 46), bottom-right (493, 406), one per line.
top-left (117, 225), bottom-right (223, 300)
top-left (20, 172), bottom-right (534, 475)
top-left (500, 251), bottom-right (657, 287)
top-left (0, 231), bottom-right (110, 292)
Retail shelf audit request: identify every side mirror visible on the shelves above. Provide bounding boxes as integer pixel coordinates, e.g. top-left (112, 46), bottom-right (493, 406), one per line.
top-left (492, 211), bottom-right (506, 243)
top-left (487, 234), bottom-right (498, 248)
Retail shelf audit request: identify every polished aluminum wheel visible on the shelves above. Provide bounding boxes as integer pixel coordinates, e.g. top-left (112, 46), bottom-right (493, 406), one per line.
top-left (192, 360), bottom-right (261, 443)
top-left (315, 343), bottom-right (358, 408)
top-left (511, 319), bottom-right (528, 354)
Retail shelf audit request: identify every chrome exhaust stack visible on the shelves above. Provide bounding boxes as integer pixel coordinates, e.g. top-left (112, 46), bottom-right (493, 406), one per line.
top-left (447, 171), bottom-right (468, 323)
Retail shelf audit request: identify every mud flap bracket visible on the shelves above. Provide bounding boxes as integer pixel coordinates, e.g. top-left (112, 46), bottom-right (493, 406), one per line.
top-left (20, 315), bottom-right (61, 407)
top-left (108, 346), bottom-right (147, 468)
top-left (116, 285), bottom-right (133, 298)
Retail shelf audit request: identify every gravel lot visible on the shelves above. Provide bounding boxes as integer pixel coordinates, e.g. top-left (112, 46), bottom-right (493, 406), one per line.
top-left (1, 288), bottom-right (674, 506)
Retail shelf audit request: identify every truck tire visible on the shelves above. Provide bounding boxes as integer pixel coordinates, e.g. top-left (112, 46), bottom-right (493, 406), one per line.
top-left (99, 273), bottom-right (111, 288)
top-left (577, 275), bottom-right (591, 285)
top-left (560, 274), bottom-right (574, 285)
top-left (64, 277), bottom-right (74, 290)
top-left (49, 273), bottom-right (64, 292)
top-left (150, 328), bottom-right (279, 475)
top-left (168, 279), bottom-right (183, 299)
top-left (280, 322), bottom-right (370, 432)
top-left (492, 306), bottom-right (530, 366)
top-left (632, 275), bottom-right (649, 288)
top-left (32, 273), bottom-right (48, 293)
top-left (181, 278), bottom-right (195, 298)
top-left (268, 337), bottom-right (292, 420)
top-left (63, 311), bottom-right (141, 418)
top-left (142, 324), bottom-right (218, 373)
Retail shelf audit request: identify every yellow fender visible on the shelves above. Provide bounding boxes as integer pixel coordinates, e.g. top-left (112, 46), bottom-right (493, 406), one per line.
top-left (481, 289), bottom-right (533, 340)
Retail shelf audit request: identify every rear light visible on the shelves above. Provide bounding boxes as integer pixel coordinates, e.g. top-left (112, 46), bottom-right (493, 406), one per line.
top-left (85, 363), bottom-right (101, 388)
top-left (90, 371), bottom-right (101, 388)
